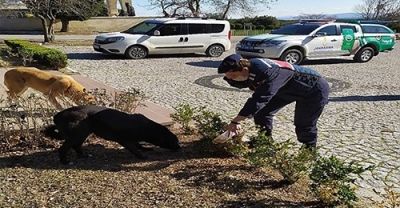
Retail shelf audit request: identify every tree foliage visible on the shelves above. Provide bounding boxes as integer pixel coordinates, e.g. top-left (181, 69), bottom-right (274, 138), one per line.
top-left (56, 0), bottom-right (105, 32)
top-left (354, 0), bottom-right (400, 20)
top-left (145, 0), bottom-right (279, 19)
top-left (22, 0), bottom-right (100, 42)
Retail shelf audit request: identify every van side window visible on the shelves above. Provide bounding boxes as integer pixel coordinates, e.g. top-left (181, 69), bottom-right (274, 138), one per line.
top-left (188, 24), bottom-right (207, 34)
top-left (316, 25), bottom-right (337, 36)
top-left (206, 24), bottom-right (226, 33)
top-left (159, 24), bottom-right (182, 36)
top-left (362, 25), bottom-right (392, 33)
top-left (340, 25), bottom-right (357, 33)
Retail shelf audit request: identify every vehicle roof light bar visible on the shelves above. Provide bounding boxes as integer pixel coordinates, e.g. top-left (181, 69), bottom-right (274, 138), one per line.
top-left (299, 19), bottom-right (336, 24)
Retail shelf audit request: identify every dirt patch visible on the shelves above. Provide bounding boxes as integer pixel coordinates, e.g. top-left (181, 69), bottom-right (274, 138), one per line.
top-left (0, 128), bottom-right (377, 207)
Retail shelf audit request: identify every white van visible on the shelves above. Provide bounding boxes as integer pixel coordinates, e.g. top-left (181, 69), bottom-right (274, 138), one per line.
top-left (93, 17), bottom-right (232, 59)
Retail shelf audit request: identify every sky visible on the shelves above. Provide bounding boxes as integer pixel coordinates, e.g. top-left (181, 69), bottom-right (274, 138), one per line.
top-left (127, 0), bottom-right (365, 18)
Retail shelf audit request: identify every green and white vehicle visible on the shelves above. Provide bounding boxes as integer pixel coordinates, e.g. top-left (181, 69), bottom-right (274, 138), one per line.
top-left (235, 20), bottom-right (397, 65)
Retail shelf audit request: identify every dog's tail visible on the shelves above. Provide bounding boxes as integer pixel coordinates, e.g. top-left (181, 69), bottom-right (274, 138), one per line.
top-left (42, 125), bottom-right (64, 140)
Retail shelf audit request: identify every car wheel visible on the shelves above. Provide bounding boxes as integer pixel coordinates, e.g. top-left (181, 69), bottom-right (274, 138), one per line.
top-left (125, 45), bottom-right (148, 59)
top-left (206, 44), bottom-right (224, 57)
top-left (353, 47), bottom-right (374, 63)
top-left (280, 49), bottom-right (303, 65)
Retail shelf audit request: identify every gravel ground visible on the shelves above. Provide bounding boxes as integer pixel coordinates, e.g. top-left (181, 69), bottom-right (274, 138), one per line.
top-left (54, 39), bottom-right (400, 202)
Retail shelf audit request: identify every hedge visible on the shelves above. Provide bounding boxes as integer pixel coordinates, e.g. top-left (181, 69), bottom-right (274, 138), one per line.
top-left (4, 39), bottom-right (68, 69)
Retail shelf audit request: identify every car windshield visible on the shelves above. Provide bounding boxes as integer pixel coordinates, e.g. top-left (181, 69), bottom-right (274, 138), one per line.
top-left (270, 24), bottom-right (321, 35)
top-left (122, 21), bottom-right (162, 34)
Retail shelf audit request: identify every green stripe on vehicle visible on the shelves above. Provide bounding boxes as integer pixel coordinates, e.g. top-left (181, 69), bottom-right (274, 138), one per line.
top-left (341, 29), bottom-right (356, 50)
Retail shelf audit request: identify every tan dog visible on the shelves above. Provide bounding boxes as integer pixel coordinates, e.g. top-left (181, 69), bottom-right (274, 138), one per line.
top-left (3, 67), bottom-right (96, 109)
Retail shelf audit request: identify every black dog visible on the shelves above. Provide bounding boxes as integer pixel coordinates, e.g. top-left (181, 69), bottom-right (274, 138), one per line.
top-left (42, 105), bottom-right (181, 165)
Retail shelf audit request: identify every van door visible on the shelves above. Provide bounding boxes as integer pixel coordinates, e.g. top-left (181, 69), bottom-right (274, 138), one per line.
top-left (339, 25), bottom-right (359, 55)
top-left (307, 25), bottom-right (343, 57)
top-left (181, 23), bottom-right (210, 53)
top-left (148, 23), bottom-right (185, 54)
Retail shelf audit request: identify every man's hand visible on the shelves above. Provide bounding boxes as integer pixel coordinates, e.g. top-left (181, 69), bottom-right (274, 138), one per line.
top-left (227, 122), bottom-right (242, 135)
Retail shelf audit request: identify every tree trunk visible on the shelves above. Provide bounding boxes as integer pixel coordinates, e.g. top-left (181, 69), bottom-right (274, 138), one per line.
top-left (47, 18), bottom-right (56, 42)
top-left (222, 0), bottom-right (232, 19)
top-left (38, 15), bottom-right (50, 43)
top-left (60, 18), bottom-right (69, 32)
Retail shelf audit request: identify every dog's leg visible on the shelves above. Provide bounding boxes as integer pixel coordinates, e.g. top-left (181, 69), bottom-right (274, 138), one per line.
top-left (45, 81), bottom-right (70, 110)
top-left (72, 146), bottom-right (91, 159)
top-left (47, 94), bottom-right (64, 110)
top-left (118, 141), bottom-right (148, 159)
top-left (57, 127), bottom-right (90, 165)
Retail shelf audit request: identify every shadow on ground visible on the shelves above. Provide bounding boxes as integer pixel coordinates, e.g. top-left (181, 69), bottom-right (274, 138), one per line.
top-left (300, 59), bottom-right (354, 65)
top-left (66, 52), bottom-right (207, 60)
top-left (186, 60), bottom-right (222, 68)
top-left (185, 58), bottom-right (356, 69)
top-left (0, 138), bottom-right (232, 172)
top-left (329, 95), bottom-right (400, 102)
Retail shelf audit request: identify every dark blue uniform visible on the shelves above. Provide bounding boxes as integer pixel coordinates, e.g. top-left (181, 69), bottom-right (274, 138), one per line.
top-left (220, 57), bottom-right (330, 147)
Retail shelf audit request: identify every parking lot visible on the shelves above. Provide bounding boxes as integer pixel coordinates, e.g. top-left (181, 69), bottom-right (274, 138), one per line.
top-left (54, 37), bottom-right (400, 200)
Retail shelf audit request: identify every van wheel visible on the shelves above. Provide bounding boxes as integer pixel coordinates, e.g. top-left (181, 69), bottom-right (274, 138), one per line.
top-left (353, 47), bottom-right (374, 63)
top-left (280, 49), bottom-right (303, 65)
top-left (125, 45), bottom-right (148, 59)
top-left (206, 44), bottom-right (224, 57)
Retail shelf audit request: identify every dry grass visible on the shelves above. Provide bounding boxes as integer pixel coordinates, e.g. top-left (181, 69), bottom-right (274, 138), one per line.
top-left (0, 92), bottom-right (323, 207)
top-left (0, 96), bottom-right (381, 207)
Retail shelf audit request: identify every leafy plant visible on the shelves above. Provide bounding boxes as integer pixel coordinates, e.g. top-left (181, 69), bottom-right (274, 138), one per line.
top-left (4, 39), bottom-right (68, 69)
top-left (0, 87), bottom-right (147, 153)
top-left (309, 155), bottom-right (374, 207)
top-left (193, 108), bottom-right (228, 141)
top-left (170, 104), bottom-right (198, 135)
top-left (244, 130), bottom-right (317, 184)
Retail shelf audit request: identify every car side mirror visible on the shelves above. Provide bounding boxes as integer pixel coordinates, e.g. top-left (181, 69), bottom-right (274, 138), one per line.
top-left (314, 32), bottom-right (327, 37)
top-left (153, 30), bottom-right (160, 36)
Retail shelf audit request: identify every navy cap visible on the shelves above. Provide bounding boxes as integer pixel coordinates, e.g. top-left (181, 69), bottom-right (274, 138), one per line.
top-left (217, 54), bottom-right (242, 74)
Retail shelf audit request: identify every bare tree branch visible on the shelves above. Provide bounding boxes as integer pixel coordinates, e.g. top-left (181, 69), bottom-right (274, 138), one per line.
top-left (145, 0), bottom-right (279, 19)
top-left (354, 0), bottom-right (400, 20)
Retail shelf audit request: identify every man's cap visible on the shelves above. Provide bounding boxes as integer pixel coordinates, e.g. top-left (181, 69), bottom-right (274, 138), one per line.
top-left (217, 54), bottom-right (242, 74)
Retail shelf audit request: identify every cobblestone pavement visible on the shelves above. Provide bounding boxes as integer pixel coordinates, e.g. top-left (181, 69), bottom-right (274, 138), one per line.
top-left (53, 38), bottom-right (400, 204)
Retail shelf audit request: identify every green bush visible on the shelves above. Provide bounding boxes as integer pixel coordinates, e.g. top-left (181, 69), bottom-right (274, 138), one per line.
top-left (309, 155), bottom-right (374, 207)
top-left (4, 39), bottom-right (68, 69)
top-left (231, 30), bottom-right (271, 36)
top-left (170, 104), bottom-right (197, 135)
top-left (244, 130), bottom-right (317, 184)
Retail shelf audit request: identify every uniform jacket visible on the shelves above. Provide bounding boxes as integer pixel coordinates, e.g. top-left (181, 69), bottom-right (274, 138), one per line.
top-left (223, 58), bottom-right (323, 117)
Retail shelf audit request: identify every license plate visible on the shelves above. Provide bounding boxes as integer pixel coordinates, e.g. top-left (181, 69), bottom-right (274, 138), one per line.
top-left (242, 46), bottom-right (253, 50)
top-left (93, 44), bottom-right (100, 49)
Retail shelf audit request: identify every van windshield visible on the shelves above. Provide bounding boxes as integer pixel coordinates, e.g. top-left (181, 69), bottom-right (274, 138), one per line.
top-left (122, 21), bottom-right (162, 34)
top-left (270, 24), bottom-right (320, 35)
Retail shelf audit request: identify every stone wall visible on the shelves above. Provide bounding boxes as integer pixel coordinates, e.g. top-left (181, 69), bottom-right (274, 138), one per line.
top-left (0, 16), bottom-right (161, 33)
top-left (106, 0), bottom-right (132, 16)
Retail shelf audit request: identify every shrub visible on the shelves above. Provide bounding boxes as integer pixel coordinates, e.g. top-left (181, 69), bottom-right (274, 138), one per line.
top-left (257, 25), bottom-right (266, 30)
top-left (309, 155), bottom-right (374, 207)
top-left (0, 88), bottom-right (147, 153)
top-left (170, 104), bottom-right (198, 135)
top-left (193, 108), bottom-right (227, 141)
top-left (3, 39), bottom-right (68, 69)
top-left (235, 23), bottom-right (243, 30)
top-left (244, 130), bottom-right (317, 184)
